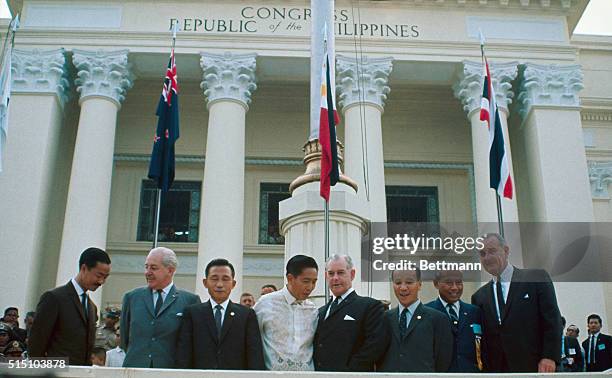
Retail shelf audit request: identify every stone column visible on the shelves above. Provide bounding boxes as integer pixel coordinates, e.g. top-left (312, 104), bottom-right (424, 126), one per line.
top-left (454, 61), bottom-right (520, 224)
top-left (196, 52), bottom-right (257, 301)
top-left (517, 64), bottom-right (593, 222)
top-left (336, 55), bottom-right (393, 222)
top-left (516, 63), bottom-right (605, 327)
top-left (56, 50), bottom-right (132, 306)
top-left (334, 56), bottom-right (392, 302)
top-left (0, 49), bottom-right (69, 312)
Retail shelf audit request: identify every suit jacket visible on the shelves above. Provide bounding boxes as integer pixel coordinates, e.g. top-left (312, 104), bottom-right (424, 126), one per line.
top-left (121, 285), bottom-right (200, 368)
top-left (28, 281), bottom-right (97, 365)
top-left (471, 267), bottom-right (562, 373)
top-left (425, 298), bottom-right (482, 372)
top-left (378, 302), bottom-right (453, 372)
top-left (176, 300), bottom-right (265, 370)
top-left (313, 291), bottom-right (386, 371)
top-left (582, 333), bottom-right (612, 372)
top-left (560, 335), bottom-right (583, 372)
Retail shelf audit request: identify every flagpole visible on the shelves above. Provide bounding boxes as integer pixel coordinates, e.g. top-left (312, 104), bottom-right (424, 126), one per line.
top-left (153, 189), bottom-right (162, 248)
top-left (496, 194), bottom-right (505, 238)
top-left (324, 200), bottom-right (330, 305)
top-left (0, 15), bottom-right (18, 68)
top-left (152, 23), bottom-right (180, 249)
top-left (322, 21), bottom-right (331, 306)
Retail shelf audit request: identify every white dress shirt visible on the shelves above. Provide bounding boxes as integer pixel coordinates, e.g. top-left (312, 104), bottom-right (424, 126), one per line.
top-left (253, 286), bottom-right (318, 371)
top-left (492, 264), bottom-right (513, 323)
top-left (152, 281), bottom-right (174, 308)
top-left (209, 297), bottom-right (230, 327)
top-left (71, 278), bottom-right (87, 311)
top-left (105, 346), bottom-right (126, 367)
top-left (398, 299), bottom-right (421, 329)
top-left (438, 296), bottom-right (460, 320)
top-left (324, 287), bottom-right (354, 319)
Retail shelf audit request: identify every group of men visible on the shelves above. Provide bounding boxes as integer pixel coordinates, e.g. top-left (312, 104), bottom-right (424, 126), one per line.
top-left (22, 234), bottom-right (612, 372)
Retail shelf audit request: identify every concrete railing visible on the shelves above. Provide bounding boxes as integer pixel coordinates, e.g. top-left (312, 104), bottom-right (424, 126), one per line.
top-left (1, 366), bottom-right (608, 378)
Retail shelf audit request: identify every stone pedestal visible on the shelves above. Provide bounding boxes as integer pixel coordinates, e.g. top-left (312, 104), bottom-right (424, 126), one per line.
top-left (279, 182), bottom-right (371, 305)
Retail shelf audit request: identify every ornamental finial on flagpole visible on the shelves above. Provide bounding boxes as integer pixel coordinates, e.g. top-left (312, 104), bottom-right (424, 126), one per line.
top-left (171, 22), bottom-right (180, 40)
top-left (478, 28), bottom-right (486, 58)
top-left (323, 22), bottom-right (328, 50)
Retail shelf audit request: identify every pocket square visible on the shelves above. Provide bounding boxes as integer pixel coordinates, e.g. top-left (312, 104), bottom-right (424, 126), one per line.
top-left (523, 293), bottom-right (529, 299)
top-left (344, 314), bottom-right (355, 321)
top-left (176, 312), bottom-right (183, 316)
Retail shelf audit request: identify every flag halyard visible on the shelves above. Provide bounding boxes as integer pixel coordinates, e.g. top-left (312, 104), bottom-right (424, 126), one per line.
top-left (148, 49), bottom-right (180, 192)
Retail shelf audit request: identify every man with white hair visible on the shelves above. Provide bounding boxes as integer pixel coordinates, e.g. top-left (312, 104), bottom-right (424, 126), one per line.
top-left (313, 254), bottom-right (386, 371)
top-left (121, 247), bottom-right (200, 368)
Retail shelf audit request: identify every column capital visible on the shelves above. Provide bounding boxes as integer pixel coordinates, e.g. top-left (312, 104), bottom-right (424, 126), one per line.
top-left (200, 52), bottom-right (257, 111)
top-left (453, 60), bottom-right (518, 118)
top-left (517, 63), bottom-right (583, 120)
top-left (11, 48), bottom-right (70, 107)
top-left (588, 161), bottom-right (612, 199)
top-left (72, 49), bottom-right (133, 108)
top-left (336, 55), bottom-right (393, 112)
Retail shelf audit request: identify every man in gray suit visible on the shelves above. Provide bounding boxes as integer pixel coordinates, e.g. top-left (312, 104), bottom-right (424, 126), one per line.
top-left (121, 247), bottom-right (200, 368)
top-left (379, 268), bottom-right (453, 372)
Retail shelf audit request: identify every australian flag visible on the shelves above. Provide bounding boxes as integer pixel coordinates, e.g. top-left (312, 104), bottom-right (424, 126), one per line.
top-left (148, 48), bottom-right (179, 192)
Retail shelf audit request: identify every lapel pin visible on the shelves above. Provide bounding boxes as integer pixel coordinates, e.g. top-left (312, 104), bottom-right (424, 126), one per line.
top-left (417, 315), bottom-right (422, 320)
top-left (230, 312), bottom-right (235, 316)
top-left (463, 312), bottom-right (467, 316)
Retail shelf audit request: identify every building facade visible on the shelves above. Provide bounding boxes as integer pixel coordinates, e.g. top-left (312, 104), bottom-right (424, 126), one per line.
top-left (0, 0), bottom-right (610, 332)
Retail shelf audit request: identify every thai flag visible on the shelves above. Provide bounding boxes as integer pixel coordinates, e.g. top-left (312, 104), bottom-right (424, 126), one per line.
top-left (480, 56), bottom-right (513, 199)
top-left (319, 51), bottom-right (341, 202)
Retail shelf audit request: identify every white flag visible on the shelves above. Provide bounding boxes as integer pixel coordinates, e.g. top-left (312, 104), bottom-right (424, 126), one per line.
top-left (0, 15), bottom-right (18, 172)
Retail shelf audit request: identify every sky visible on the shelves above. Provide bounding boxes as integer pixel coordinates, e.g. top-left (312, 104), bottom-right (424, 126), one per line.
top-left (0, 0), bottom-right (610, 36)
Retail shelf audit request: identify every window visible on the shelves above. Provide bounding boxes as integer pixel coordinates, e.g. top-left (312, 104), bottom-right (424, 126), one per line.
top-left (386, 186), bottom-right (440, 223)
top-left (137, 180), bottom-right (201, 243)
top-left (259, 183), bottom-right (291, 244)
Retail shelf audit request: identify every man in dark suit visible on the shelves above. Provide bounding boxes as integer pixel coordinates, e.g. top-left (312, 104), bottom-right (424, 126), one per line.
top-left (426, 270), bottom-right (482, 372)
top-left (313, 254), bottom-right (386, 371)
top-left (176, 258), bottom-right (264, 369)
top-left (379, 268), bottom-right (453, 372)
top-left (29, 247), bottom-right (111, 365)
top-left (471, 233), bottom-right (562, 373)
top-left (583, 313), bottom-right (612, 371)
top-left (121, 247), bottom-right (200, 368)
top-left (2, 307), bottom-right (27, 342)
top-left (558, 316), bottom-right (583, 372)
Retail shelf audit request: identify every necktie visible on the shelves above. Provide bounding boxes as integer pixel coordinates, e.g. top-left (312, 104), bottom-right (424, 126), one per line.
top-left (214, 304), bottom-right (223, 336)
top-left (399, 308), bottom-right (408, 338)
top-left (589, 335), bottom-right (597, 364)
top-left (495, 279), bottom-right (505, 322)
top-left (81, 292), bottom-right (88, 314)
top-left (447, 303), bottom-right (459, 326)
top-left (328, 297), bottom-right (340, 318)
top-left (154, 289), bottom-right (163, 315)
